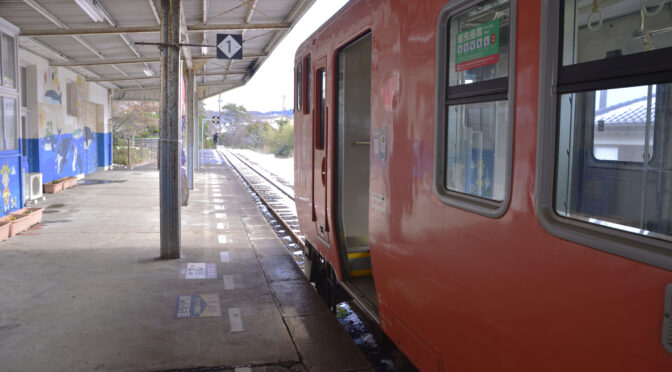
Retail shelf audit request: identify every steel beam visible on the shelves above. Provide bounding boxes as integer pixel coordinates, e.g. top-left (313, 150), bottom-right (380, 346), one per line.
top-left (148, 0), bottom-right (161, 25)
top-left (185, 68), bottom-right (195, 190)
top-left (159, 0), bottom-right (182, 259)
top-left (87, 71), bottom-right (246, 82)
top-left (20, 23), bottom-right (290, 37)
top-left (49, 53), bottom-right (265, 67)
top-left (21, 0), bottom-right (125, 88)
top-left (179, 2), bottom-right (193, 69)
top-left (115, 82), bottom-right (242, 92)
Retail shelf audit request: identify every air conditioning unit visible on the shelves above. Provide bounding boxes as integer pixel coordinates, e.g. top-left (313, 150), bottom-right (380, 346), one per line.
top-left (28, 173), bottom-right (43, 200)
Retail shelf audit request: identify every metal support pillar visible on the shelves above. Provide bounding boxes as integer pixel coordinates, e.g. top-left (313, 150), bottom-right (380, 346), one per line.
top-left (193, 94), bottom-right (199, 171)
top-left (159, 0), bottom-right (181, 259)
top-left (185, 67), bottom-right (195, 189)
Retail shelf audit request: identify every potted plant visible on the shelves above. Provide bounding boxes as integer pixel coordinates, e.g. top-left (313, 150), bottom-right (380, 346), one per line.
top-left (7, 213), bottom-right (29, 237)
top-left (63, 176), bottom-right (78, 189)
top-left (44, 179), bottom-right (64, 194)
top-left (10, 207), bottom-right (44, 230)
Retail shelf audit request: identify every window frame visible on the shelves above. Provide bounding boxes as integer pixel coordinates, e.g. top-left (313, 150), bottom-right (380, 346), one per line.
top-left (295, 60), bottom-right (302, 112)
top-left (0, 19), bottom-right (20, 155)
top-left (434, 0), bottom-right (517, 218)
top-left (315, 68), bottom-right (326, 150)
top-left (536, 0), bottom-right (672, 271)
top-left (304, 55), bottom-right (311, 115)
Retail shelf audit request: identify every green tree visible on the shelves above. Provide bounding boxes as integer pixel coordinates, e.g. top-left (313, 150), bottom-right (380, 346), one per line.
top-left (262, 119), bottom-right (294, 157)
top-left (111, 100), bottom-right (160, 143)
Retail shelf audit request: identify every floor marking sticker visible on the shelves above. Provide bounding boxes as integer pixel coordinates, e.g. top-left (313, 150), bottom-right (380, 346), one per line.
top-left (202, 210), bottom-right (211, 215)
top-left (222, 274), bottom-right (235, 289)
top-left (174, 294), bottom-right (221, 318)
top-left (228, 308), bottom-right (244, 332)
top-left (214, 199), bottom-right (224, 203)
top-left (213, 193), bottom-right (222, 197)
top-left (215, 213), bottom-right (227, 219)
top-left (179, 263), bottom-right (218, 279)
top-left (214, 205), bottom-right (225, 210)
top-left (217, 222), bottom-right (227, 230)
top-left (218, 235), bottom-right (230, 244)
top-left (220, 251), bottom-right (230, 262)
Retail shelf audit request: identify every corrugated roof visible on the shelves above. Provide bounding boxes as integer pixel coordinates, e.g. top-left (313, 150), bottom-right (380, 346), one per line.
top-left (0, 0), bottom-right (315, 100)
top-left (596, 95), bottom-right (656, 126)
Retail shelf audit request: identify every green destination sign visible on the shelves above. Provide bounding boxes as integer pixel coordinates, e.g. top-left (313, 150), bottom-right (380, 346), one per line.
top-left (455, 19), bottom-right (500, 72)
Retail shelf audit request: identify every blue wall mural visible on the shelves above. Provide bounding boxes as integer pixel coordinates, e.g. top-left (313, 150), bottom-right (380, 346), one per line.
top-left (27, 132), bottom-right (110, 182)
top-left (0, 156), bottom-right (22, 216)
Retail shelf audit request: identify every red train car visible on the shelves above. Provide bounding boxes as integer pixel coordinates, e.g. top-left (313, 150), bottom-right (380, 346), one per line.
top-left (293, 0), bottom-right (672, 370)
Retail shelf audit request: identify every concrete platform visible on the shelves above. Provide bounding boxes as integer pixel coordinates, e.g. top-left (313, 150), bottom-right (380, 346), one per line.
top-left (0, 150), bottom-right (372, 372)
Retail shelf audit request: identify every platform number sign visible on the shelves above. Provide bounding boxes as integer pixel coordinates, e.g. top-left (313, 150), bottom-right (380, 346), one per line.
top-left (216, 34), bottom-right (243, 60)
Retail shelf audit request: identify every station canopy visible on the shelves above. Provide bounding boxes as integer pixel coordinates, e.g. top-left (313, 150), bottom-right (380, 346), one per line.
top-left (0, 0), bottom-right (314, 100)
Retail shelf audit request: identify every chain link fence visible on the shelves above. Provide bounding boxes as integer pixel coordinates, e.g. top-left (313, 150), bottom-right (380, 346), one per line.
top-left (114, 138), bottom-right (159, 166)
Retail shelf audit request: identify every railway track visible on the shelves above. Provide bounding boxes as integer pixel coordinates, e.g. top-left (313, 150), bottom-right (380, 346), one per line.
top-left (218, 148), bottom-right (307, 268)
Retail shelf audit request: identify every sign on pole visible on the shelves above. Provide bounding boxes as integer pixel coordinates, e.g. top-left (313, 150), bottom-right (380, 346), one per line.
top-left (216, 34), bottom-right (243, 60)
top-left (212, 116), bottom-right (220, 124)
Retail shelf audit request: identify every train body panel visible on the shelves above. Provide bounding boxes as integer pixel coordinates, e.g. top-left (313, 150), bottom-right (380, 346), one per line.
top-left (294, 0), bottom-right (672, 370)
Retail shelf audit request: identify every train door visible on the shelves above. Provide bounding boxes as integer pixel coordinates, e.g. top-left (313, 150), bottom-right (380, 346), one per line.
top-left (312, 58), bottom-right (329, 245)
top-left (335, 33), bottom-right (377, 316)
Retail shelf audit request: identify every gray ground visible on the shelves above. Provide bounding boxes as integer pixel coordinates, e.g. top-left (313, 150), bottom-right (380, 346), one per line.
top-left (0, 155), bottom-right (372, 372)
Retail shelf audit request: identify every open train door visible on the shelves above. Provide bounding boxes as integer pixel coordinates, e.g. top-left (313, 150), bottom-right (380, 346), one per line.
top-left (312, 57), bottom-right (330, 245)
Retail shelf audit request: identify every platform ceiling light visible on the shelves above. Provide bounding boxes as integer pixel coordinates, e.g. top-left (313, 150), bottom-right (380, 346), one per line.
top-left (74, 0), bottom-right (104, 23)
top-left (143, 68), bottom-right (154, 77)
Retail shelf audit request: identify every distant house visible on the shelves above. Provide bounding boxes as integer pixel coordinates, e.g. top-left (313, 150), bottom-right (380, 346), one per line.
top-left (593, 94), bottom-right (655, 163)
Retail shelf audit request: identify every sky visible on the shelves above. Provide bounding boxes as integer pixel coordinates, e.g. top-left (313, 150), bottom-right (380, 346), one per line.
top-left (204, 0), bottom-right (349, 113)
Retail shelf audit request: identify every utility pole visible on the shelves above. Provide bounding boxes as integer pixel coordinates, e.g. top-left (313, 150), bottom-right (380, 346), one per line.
top-left (218, 93), bottom-right (222, 136)
top-left (159, 0), bottom-right (181, 259)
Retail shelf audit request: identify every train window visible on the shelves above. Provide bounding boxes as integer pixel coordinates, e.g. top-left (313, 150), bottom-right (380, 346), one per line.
top-left (296, 61), bottom-right (302, 112)
top-left (561, 0), bottom-right (672, 66)
top-left (448, 1), bottom-right (510, 87)
top-left (537, 0), bottom-right (672, 270)
top-left (316, 68), bottom-right (326, 149)
top-left (305, 56), bottom-right (311, 114)
top-left (435, 0), bottom-right (515, 217)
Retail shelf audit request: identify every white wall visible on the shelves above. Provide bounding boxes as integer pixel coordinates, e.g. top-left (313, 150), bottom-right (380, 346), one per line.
top-left (18, 48), bottom-right (110, 139)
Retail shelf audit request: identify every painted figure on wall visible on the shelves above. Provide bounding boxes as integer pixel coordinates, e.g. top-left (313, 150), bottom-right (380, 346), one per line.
top-left (41, 120), bottom-right (61, 152)
top-left (0, 164), bottom-right (15, 213)
top-left (83, 127), bottom-right (94, 150)
top-left (56, 137), bottom-right (81, 175)
top-left (43, 67), bottom-right (61, 104)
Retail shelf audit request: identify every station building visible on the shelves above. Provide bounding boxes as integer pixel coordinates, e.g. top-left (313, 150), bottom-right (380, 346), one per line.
top-left (1, 17), bottom-right (112, 217)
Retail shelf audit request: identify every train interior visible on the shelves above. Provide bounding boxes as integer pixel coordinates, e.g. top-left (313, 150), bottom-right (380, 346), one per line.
top-left (556, 0), bottom-right (672, 237)
top-left (335, 33), bottom-right (378, 314)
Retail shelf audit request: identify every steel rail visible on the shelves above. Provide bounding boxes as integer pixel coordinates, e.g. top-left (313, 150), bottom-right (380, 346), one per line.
top-left (225, 150), bottom-right (295, 201)
top-left (218, 149), bottom-right (306, 252)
